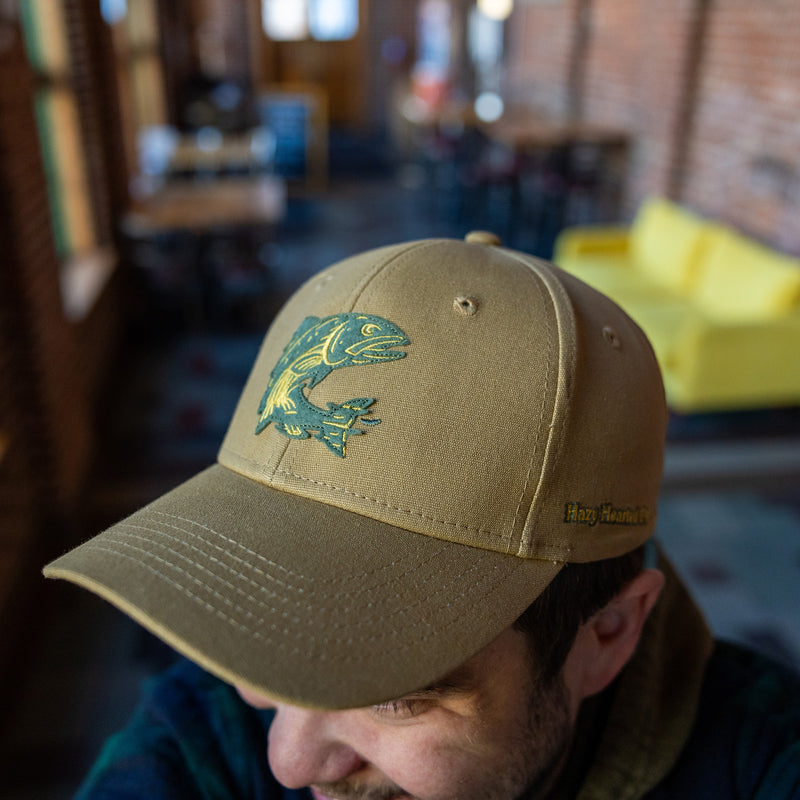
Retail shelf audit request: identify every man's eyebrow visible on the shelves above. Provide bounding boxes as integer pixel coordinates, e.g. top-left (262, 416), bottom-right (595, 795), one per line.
top-left (407, 663), bottom-right (479, 698)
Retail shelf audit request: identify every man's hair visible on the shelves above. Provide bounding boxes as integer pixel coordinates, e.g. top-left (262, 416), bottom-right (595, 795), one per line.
top-left (513, 546), bottom-right (646, 684)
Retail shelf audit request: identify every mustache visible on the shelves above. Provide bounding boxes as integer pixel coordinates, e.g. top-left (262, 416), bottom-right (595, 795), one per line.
top-left (311, 780), bottom-right (406, 800)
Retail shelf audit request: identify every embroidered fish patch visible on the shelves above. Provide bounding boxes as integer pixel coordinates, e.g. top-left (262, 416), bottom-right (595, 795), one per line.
top-left (255, 313), bottom-right (409, 457)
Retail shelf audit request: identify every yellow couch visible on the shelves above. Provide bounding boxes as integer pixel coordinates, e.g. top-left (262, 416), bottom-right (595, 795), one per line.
top-left (554, 197), bottom-right (800, 412)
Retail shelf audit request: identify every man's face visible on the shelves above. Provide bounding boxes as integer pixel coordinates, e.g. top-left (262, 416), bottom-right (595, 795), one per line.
top-left (236, 627), bottom-right (578, 800)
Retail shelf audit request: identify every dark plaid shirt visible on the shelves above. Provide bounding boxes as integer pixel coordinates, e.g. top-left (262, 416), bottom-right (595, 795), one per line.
top-left (75, 659), bottom-right (296, 800)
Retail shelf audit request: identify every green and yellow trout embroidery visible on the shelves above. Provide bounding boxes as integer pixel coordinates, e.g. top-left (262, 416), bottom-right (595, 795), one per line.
top-left (256, 313), bottom-right (409, 457)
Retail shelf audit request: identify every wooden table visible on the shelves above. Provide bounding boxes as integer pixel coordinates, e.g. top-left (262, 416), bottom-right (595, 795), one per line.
top-left (122, 176), bottom-right (287, 327)
top-left (123, 175), bottom-right (286, 235)
top-left (481, 116), bottom-right (629, 153)
top-left (479, 115), bottom-right (630, 251)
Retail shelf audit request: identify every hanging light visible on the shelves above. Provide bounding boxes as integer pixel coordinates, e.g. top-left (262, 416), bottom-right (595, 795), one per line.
top-left (474, 91), bottom-right (504, 123)
top-left (262, 0), bottom-right (309, 41)
top-left (477, 0), bottom-right (514, 22)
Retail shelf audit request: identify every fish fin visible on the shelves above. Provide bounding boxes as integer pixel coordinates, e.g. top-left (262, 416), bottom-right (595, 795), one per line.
top-left (277, 422), bottom-right (310, 439)
top-left (316, 399), bottom-right (381, 456)
top-left (314, 426), bottom-right (347, 457)
top-left (340, 398), bottom-right (380, 426)
top-left (327, 397), bottom-right (375, 413)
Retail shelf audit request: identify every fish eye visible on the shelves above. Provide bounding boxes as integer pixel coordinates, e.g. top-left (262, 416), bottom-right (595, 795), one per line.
top-left (361, 323), bottom-right (381, 336)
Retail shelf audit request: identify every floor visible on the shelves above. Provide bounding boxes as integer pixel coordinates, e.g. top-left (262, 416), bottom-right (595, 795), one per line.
top-left (3, 170), bottom-right (800, 798)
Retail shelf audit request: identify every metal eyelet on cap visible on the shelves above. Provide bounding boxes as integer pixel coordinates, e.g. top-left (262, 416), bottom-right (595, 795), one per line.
top-left (454, 295), bottom-right (479, 316)
top-left (602, 326), bottom-right (621, 349)
top-left (315, 274), bottom-right (333, 292)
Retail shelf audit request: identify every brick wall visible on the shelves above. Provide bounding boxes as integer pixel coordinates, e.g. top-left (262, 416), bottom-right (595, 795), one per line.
top-left (682, 0), bottom-right (800, 252)
top-left (506, 0), bottom-right (800, 252)
top-left (584, 0), bottom-right (701, 207)
top-left (506, 0), bottom-right (580, 118)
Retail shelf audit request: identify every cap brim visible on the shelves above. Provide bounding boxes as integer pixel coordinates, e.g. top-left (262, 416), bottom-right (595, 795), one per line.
top-left (44, 465), bottom-right (562, 709)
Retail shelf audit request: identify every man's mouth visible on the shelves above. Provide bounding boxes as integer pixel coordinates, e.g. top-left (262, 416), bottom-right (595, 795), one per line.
top-left (309, 786), bottom-right (407, 800)
top-left (311, 789), bottom-right (348, 800)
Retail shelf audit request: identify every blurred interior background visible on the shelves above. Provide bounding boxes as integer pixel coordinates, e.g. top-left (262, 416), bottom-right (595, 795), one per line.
top-left (0, 1), bottom-right (799, 796)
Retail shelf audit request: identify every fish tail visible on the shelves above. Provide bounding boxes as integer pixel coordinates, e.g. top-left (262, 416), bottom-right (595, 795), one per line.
top-left (316, 398), bottom-right (379, 457)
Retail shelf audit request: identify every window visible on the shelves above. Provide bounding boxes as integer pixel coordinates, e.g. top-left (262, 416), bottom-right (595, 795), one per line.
top-left (263, 0), bottom-right (308, 41)
top-left (309, 0), bottom-right (359, 40)
top-left (20, 0), bottom-right (119, 321)
top-left (262, 0), bottom-right (358, 42)
top-left (21, 0), bottom-right (97, 262)
top-left (477, 0), bottom-right (514, 21)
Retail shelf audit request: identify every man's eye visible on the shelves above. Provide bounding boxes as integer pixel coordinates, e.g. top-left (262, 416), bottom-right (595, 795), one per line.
top-left (371, 698), bottom-right (429, 719)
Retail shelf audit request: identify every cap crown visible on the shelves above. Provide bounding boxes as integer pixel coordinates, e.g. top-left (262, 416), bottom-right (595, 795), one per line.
top-left (219, 238), bottom-right (667, 563)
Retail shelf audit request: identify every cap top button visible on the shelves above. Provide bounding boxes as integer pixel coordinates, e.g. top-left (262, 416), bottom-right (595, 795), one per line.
top-left (465, 231), bottom-right (501, 246)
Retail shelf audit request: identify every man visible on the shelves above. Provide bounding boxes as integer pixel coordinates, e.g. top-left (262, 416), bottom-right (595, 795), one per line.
top-left (45, 233), bottom-right (800, 799)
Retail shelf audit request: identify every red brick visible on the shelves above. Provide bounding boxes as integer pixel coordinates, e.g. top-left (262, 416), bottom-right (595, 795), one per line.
top-left (505, 0), bottom-right (800, 249)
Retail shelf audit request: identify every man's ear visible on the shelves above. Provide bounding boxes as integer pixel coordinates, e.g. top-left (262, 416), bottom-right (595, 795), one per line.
top-left (563, 569), bottom-right (665, 702)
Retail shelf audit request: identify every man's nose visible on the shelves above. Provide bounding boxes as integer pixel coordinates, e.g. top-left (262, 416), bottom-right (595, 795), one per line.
top-left (267, 705), bottom-right (366, 789)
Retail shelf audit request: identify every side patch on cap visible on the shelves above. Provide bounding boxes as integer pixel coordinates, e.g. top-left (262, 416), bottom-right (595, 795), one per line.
top-left (563, 502), bottom-right (650, 527)
top-left (256, 313), bottom-right (409, 457)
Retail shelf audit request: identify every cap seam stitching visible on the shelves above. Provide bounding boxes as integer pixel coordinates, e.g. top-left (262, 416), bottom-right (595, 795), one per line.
top-left (524, 269), bottom-right (577, 557)
top-left (501, 251), bottom-right (576, 558)
top-left (80, 538), bottom-right (530, 656)
top-left (219, 446), bottom-right (503, 538)
top-left (90, 533), bottom-right (498, 635)
top-left (274, 466), bottom-right (502, 538)
top-left (85, 542), bottom-right (264, 637)
top-left (508, 264), bottom-right (553, 546)
top-left (345, 239), bottom-right (444, 312)
top-left (97, 529), bottom-right (463, 618)
top-left (120, 511), bottom-right (459, 590)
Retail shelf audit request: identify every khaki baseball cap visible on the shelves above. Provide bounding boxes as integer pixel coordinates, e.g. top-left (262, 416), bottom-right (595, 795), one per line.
top-left (44, 233), bottom-right (667, 709)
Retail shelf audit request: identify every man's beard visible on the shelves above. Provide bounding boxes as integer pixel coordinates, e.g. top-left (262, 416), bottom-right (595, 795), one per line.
top-left (510, 674), bottom-right (573, 800)
top-left (310, 674), bottom-right (573, 800)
